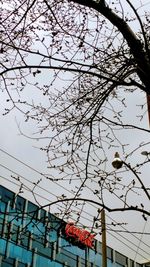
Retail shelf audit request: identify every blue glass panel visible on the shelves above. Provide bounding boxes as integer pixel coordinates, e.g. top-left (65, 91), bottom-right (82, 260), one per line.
top-left (18, 262), bottom-right (26, 267)
top-left (2, 260), bottom-right (13, 267)
top-left (36, 254), bottom-right (63, 267)
top-left (80, 257), bottom-right (87, 267)
top-left (107, 247), bottom-right (113, 260)
top-left (49, 214), bottom-right (61, 231)
top-left (49, 229), bottom-right (57, 243)
top-left (32, 239), bottom-right (52, 258)
top-left (0, 187), bottom-right (14, 204)
top-left (61, 237), bottom-right (85, 258)
top-left (0, 239), bottom-right (6, 255)
top-left (88, 248), bottom-right (102, 266)
top-left (116, 263), bottom-right (125, 267)
top-left (107, 258), bottom-right (118, 267)
top-left (15, 195), bottom-right (25, 212)
top-left (8, 242), bottom-right (32, 264)
top-left (11, 225), bottom-right (19, 243)
top-left (27, 202), bottom-right (38, 220)
top-left (40, 209), bottom-right (46, 224)
top-left (0, 201), bottom-right (6, 216)
top-left (0, 218), bottom-right (3, 234)
top-left (116, 251), bottom-right (127, 266)
top-left (29, 220), bottom-right (45, 235)
top-left (56, 247), bottom-right (77, 266)
top-left (19, 231), bottom-right (30, 248)
top-left (0, 185), bottom-right (3, 196)
top-left (2, 257), bottom-right (14, 265)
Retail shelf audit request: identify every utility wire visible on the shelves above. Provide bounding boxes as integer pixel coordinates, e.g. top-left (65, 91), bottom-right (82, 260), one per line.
top-left (1, 168), bottom-right (150, 260)
top-left (107, 229), bottom-right (150, 262)
top-left (1, 172), bottom-right (150, 260)
top-left (106, 214), bottom-right (150, 249)
top-left (1, 165), bottom-right (150, 238)
top-left (0, 147), bottom-right (150, 258)
top-left (0, 167), bottom-right (94, 223)
top-left (107, 226), bottom-right (150, 259)
top-left (1, 172), bottom-right (150, 236)
top-left (107, 229), bottom-right (150, 235)
top-left (134, 220), bottom-right (148, 261)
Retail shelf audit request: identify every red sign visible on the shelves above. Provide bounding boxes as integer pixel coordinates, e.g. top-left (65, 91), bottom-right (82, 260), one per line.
top-left (65, 223), bottom-right (95, 248)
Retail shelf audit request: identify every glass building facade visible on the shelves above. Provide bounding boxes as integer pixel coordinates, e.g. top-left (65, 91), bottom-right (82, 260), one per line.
top-left (0, 185), bottom-right (143, 267)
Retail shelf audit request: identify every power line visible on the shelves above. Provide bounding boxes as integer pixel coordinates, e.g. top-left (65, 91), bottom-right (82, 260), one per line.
top-left (1, 168), bottom-right (150, 260)
top-left (0, 167), bottom-right (94, 222)
top-left (106, 214), bottom-right (150, 249)
top-left (134, 220), bottom-right (148, 261)
top-left (1, 172), bottom-right (150, 260)
top-left (107, 229), bottom-right (150, 262)
top-left (1, 170), bottom-right (150, 260)
top-left (106, 226), bottom-right (150, 259)
top-left (107, 229), bottom-right (150, 235)
top-left (0, 147), bottom-right (150, 259)
top-left (1, 173), bottom-right (150, 235)
top-left (0, 160), bottom-right (103, 228)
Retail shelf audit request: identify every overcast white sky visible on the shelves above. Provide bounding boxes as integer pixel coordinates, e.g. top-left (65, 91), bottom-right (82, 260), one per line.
top-left (0, 87), bottom-right (149, 263)
top-left (0, 0), bottom-right (150, 264)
